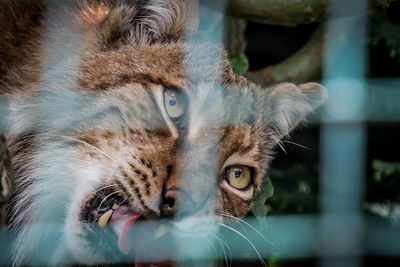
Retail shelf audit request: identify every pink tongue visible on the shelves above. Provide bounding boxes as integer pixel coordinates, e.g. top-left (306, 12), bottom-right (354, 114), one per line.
top-left (118, 214), bottom-right (141, 254)
top-left (110, 207), bottom-right (141, 255)
top-left (110, 207), bottom-right (173, 267)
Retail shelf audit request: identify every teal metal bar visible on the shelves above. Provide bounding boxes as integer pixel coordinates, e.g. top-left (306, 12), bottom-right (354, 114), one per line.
top-left (308, 78), bottom-right (400, 123)
top-left (365, 79), bottom-right (400, 121)
top-left (321, 0), bottom-right (367, 266)
top-left (173, 1), bottom-right (228, 266)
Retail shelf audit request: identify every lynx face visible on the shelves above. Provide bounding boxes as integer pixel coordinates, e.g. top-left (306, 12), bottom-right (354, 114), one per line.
top-left (1, 0), bottom-right (327, 265)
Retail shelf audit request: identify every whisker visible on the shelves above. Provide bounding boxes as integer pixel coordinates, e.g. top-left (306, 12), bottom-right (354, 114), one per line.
top-left (270, 133), bottom-right (287, 155)
top-left (97, 190), bottom-right (122, 212)
top-left (202, 236), bottom-right (219, 262)
top-left (104, 196), bottom-right (119, 207)
top-left (30, 132), bottom-right (176, 166)
top-left (119, 196), bottom-right (129, 206)
top-left (34, 133), bottom-right (119, 163)
top-left (219, 223), bottom-right (267, 267)
top-left (283, 140), bottom-right (310, 150)
top-left (211, 233), bottom-right (230, 267)
top-left (221, 212), bottom-right (274, 247)
top-left (220, 235), bottom-right (232, 267)
top-left (276, 140), bottom-right (287, 154)
top-left (229, 215), bottom-right (250, 238)
top-left (213, 231), bottom-right (233, 267)
top-left (94, 184), bottom-right (117, 194)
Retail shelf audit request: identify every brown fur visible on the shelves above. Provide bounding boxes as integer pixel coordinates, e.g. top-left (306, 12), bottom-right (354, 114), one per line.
top-left (0, 0), bottom-right (327, 265)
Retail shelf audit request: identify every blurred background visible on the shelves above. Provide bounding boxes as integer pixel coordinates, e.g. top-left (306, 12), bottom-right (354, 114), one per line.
top-left (214, 0), bottom-right (400, 266)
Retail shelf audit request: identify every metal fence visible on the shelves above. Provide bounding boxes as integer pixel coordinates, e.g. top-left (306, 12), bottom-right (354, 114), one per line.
top-left (1, 0), bottom-right (400, 266)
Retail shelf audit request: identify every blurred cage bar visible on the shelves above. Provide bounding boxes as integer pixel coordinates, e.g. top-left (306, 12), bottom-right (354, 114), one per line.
top-left (320, 0), bottom-right (367, 267)
top-left (1, 0), bottom-right (400, 266)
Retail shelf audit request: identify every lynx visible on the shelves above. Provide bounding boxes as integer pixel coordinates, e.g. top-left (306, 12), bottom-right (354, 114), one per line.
top-left (0, 0), bottom-right (327, 266)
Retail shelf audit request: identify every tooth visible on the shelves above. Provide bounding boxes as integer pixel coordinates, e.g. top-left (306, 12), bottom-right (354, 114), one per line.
top-left (153, 224), bottom-right (168, 240)
top-left (98, 209), bottom-right (113, 228)
top-left (112, 204), bottom-right (120, 210)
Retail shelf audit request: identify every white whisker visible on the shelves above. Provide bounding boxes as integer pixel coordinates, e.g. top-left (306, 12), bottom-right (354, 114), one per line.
top-left (283, 140), bottom-right (310, 150)
top-left (97, 190), bottom-right (123, 212)
top-left (211, 233), bottom-right (230, 267)
top-left (202, 236), bottom-right (219, 262)
top-left (221, 212), bottom-right (274, 247)
top-left (34, 133), bottom-right (119, 162)
top-left (276, 140), bottom-right (287, 154)
top-left (270, 133), bottom-right (287, 155)
top-left (94, 184), bottom-right (117, 194)
top-left (219, 223), bottom-right (267, 267)
top-left (119, 196), bottom-right (129, 206)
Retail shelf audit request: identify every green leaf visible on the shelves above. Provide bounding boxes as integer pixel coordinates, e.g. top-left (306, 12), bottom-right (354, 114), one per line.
top-left (252, 176), bottom-right (274, 226)
top-left (371, 36), bottom-right (379, 46)
top-left (390, 48), bottom-right (397, 58)
top-left (229, 53), bottom-right (249, 76)
top-left (372, 159), bottom-right (400, 182)
top-left (374, 171), bottom-right (382, 182)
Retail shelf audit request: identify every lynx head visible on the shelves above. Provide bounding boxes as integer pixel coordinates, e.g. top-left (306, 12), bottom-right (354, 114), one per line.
top-left (7, 0), bottom-right (327, 265)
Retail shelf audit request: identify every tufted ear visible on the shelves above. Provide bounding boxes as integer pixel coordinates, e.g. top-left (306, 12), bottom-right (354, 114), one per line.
top-left (78, 0), bottom-right (199, 48)
top-left (263, 82), bottom-right (328, 140)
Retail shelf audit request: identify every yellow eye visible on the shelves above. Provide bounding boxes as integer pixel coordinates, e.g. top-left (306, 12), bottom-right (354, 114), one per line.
top-left (226, 165), bottom-right (252, 190)
top-left (164, 88), bottom-right (185, 121)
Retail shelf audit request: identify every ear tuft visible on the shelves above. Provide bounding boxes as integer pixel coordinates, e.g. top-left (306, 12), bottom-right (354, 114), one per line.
top-left (77, 1), bottom-right (112, 29)
top-left (80, 0), bottom-right (199, 48)
top-left (142, 0), bottom-right (199, 43)
top-left (265, 82), bottom-right (327, 139)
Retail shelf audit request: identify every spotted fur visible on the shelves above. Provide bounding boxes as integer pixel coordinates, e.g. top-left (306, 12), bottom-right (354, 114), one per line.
top-left (0, 0), bottom-right (327, 265)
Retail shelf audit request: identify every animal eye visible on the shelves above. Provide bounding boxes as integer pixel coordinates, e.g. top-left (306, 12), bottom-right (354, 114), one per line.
top-left (225, 165), bottom-right (252, 190)
top-left (164, 88), bottom-right (185, 121)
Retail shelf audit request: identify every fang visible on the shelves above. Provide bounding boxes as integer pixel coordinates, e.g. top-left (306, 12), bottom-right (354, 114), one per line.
top-left (98, 209), bottom-right (113, 228)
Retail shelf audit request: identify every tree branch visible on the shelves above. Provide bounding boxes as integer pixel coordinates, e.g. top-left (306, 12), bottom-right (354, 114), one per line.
top-left (372, 0), bottom-right (399, 7)
top-left (226, 0), bottom-right (399, 26)
top-left (225, 16), bottom-right (247, 54)
top-left (246, 24), bottom-right (324, 85)
top-left (227, 0), bottom-right (325, 26)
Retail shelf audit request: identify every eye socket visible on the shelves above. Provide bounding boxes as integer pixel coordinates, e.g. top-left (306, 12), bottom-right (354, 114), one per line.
top-left (225, 165), bottom-right (252, 190)
top-left (164, 88), bottom-right (186, 121)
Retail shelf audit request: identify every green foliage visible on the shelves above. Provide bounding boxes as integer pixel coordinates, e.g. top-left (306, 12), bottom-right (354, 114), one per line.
top-left (267, 163), bottom-right (318, 214)
top-left (366, 159), bottom-right (400, 222)
top-left (229, 53), bottom-right (249, 75)
top-left (252, 176), bottom-right (274, 225)
top-left (372, 159), bottom-right (400, 182)
top-left (267, 253), bottom-right (281, 267)
top-left (371, 9), bottom-right (400, 63)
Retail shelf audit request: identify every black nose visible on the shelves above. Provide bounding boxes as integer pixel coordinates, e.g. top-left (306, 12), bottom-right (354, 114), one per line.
top-left (162, 189), bottom-right (178, 217)
top-left (162, 188), bottom-right (196, 218)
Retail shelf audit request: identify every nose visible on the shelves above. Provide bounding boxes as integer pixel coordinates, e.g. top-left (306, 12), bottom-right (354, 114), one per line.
top-left (162, 188), bottom-right (195, 218)
top-left (162, 189), bottom-right (178, 217)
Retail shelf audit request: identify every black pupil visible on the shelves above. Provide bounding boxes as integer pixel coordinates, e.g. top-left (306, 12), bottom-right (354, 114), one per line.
top-left (234, 168), bottom-right (242, 178)
top-left (169, 94), bottom-right (177, 106)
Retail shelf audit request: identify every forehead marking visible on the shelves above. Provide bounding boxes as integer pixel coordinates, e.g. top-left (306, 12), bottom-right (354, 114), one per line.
top-left (238, 143), bottom-right (254, 156)
top-left (185, 86), bottom-right (221, 140)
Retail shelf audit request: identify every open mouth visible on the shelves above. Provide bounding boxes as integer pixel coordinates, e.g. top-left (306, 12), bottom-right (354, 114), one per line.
top-left (80, 187), bottom-right (175, 266)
